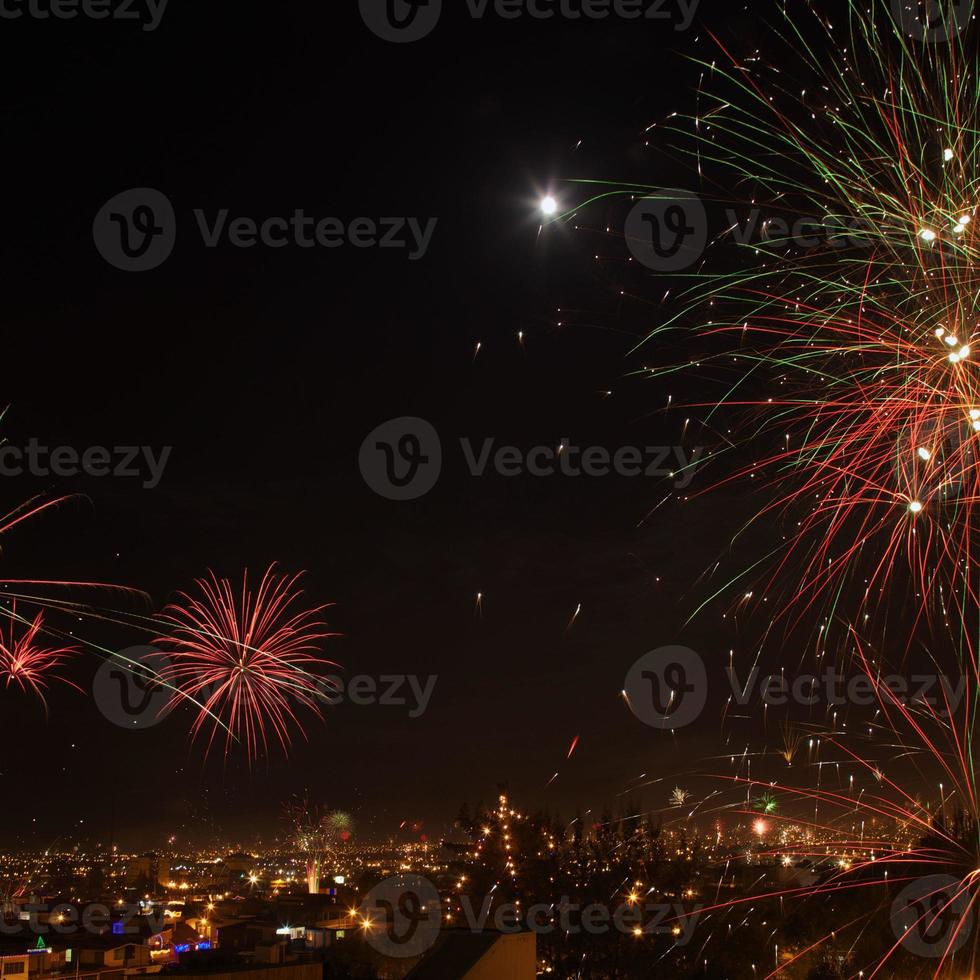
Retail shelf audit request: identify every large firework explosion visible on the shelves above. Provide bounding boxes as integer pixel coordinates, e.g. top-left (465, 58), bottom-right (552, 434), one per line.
top-left (558, 0), bottom-right (980, 975)
top-left (155, 564), bottom-right (338, 765)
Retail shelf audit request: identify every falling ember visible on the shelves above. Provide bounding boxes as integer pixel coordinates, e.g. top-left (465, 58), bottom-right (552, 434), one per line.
top-left (567, 735), bottom-right (580, 759)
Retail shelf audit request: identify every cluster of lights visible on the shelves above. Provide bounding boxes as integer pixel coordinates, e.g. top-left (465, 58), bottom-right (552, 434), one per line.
top-left (936, 327), bottom-right (971, 364)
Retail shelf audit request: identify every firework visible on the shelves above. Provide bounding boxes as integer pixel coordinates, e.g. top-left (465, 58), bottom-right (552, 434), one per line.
top-left (572, 0), bottom-right (980, 973)
top-left (156, 565), bottom-right (337, 764)
top-left (0, 606), bottom-right (79, 709)
top-left (670, 786), bottom-right (692, 808)
top-left (287, 800), bottom-right (349, 895)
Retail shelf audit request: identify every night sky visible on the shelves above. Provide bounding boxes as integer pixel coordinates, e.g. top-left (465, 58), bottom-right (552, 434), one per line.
top-left (0, 1), bottom-right (803, 849)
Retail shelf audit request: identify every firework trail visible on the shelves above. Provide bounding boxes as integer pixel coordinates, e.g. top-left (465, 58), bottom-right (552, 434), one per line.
top-left (569, 0), bottom-right (980, 974)
top-left (156, 564), bottom-right (338, 765)
top-left (0, 483), bottom-right (150, 702)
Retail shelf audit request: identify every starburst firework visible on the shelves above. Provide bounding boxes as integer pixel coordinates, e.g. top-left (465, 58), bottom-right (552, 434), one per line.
top-left (156, 565), bottom-right (337, 764)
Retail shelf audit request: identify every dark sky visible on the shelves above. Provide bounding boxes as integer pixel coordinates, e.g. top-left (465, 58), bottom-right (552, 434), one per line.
top-left (0, 0), bottom-right (821, 851)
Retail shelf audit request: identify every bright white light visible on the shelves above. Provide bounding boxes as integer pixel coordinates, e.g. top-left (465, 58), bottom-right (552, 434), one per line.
top-left (541, 196), bottom-right (558, 217)
top-left (960, 345), bottom-right (972, 359)
top-left (945, 148), bottom-right (955, 161)
top-left (917, 447), bottom-right (931, 461)
top-left (909, 501), bottom-right (924, 514)
top-left (920, 229), bottom-right (937, 242)
top-left (959, 215), bottom-right (971, 226)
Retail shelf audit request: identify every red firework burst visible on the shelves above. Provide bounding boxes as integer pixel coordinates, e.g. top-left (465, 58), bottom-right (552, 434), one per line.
top-left (155, 564), bottom-right (338, 764)
top-left (0, 606), bottom-right (81, 708)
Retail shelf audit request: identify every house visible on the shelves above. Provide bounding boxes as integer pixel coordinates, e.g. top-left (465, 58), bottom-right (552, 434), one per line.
top-left (405, 931), bottom-right (535, 979)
